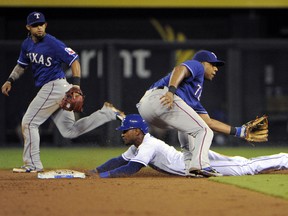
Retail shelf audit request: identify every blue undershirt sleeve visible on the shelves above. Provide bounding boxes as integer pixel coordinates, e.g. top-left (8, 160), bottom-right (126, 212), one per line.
top-left (96, 156), bottom-right (128, 173)
top-left (99, 161), bottom-right (145, 178)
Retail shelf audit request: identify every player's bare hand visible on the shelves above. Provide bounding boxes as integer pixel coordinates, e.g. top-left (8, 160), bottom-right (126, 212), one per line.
top-left (1, 81), bottom-right (12, 96)
top-left (160, 92), bottom-right (174, 109)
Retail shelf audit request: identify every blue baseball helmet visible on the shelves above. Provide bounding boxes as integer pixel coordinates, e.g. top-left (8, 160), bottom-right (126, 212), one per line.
top-left (116, 114), bottom-right (148, 134)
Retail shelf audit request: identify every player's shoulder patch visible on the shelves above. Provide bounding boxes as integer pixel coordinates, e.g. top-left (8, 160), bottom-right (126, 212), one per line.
top-left (64, 47), bottom-right (76, 55)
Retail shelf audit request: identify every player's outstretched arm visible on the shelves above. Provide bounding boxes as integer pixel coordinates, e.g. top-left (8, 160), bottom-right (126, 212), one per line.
top-left (96, 155), bottom-right (129, 173)
top-left (199, 114), bottom-right (268, 143)
top-left (199, 114), bottom-right (231, 135)
top-left (99, 161), bottom-right (145, 178)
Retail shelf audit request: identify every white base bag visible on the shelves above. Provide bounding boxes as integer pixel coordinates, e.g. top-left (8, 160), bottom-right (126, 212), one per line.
top-left (38, 169), bottom-right (86, 179)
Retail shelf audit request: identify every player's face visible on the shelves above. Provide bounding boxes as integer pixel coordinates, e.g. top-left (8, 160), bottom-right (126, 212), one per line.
top-left (121, 129), bottom-right (139, 146)
top-left (203, 62), bottom-right (218, 81)
top-left (26, 22), bottom-right (47, 40)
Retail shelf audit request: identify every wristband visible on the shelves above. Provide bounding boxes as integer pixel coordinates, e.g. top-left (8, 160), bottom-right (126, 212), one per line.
top-left (235, 126), bottom-right (246, 138)
top-left (7, 77), bottom-right (14, 84)
top-left (229, 127), bottom-right (236, 135)
top-left (99, 171), bottom-right (110, 178)
top-left (168, 86), bottom-right (177, 94)
top-left (72, 76), bottom-right (81, 86)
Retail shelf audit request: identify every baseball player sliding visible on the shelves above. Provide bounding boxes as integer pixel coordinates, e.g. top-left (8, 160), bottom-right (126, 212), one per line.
top-left (137, 50), bottom-right (267, 177)
top-left (90, 114), bottom-right (287, 178)
top-left (1, 12), bottom-right (125, 173)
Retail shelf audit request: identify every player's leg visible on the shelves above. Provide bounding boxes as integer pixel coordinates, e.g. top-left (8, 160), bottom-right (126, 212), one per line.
top-left (208, 150), bottom-right (253, 176)
top-left (247, 153), bottom-right (288, 174)
top-left (188, 125), bottom-right (213, 170)
top-left (52, 102), bottom-right (122, 138)
top-left (208, 150), bottom-right (247, 161)
top-left (209, 152), bottom-right (288, 176)
top-left (168, 98), bottom-right (222, 177)
top-left (137, 88), bottom-right (171, 129)
top-left (20, 86), bottom-right (60, 172)
top-left (138, 89), bottom-right (216, 175)
top-left (178, 132), bottom-right (193, 175)
top-left (210, 159), bottom-right (248, 176)
top-left (169, 97), bottom-right (213, 170)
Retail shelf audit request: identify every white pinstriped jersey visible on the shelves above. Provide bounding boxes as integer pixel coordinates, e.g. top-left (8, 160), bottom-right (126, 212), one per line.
top-left (121, 133), bottom-right (288, 176)
top-left (122, 133), bottom-right (185, 176)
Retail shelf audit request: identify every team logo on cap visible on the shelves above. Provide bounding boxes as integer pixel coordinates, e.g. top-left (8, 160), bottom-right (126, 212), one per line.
top-left (65, 47), bottom-right (76, 55)
top-left (34, 13), bottom-right (41, 19)
top-left (211, 52), bottom-right (217, 59)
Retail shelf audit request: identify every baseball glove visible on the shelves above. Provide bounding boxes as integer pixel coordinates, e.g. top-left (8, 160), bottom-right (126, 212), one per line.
top-left (244, 115), bottom-right (268, 142)
top-left (60, 87), bottom-right (84, 112)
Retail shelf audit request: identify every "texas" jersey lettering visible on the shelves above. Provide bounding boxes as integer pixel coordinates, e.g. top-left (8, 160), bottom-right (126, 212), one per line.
top-left (27, 52), bottom-right (52, 66)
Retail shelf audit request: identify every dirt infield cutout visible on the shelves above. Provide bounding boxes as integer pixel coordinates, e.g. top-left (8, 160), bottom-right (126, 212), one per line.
top-left (1, 169), bottom-right (288, 216)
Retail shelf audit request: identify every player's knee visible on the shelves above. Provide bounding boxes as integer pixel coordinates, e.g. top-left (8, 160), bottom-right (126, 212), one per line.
top-left (59, 131), bottom-right (72, 139)
top-left (207, 126), bottom-right (213, 134)
top-left (205, 126), bottom-right (214, 138)
top-left (59, 130), bottom-right (77, 139)
top-left (21, 119), bottom-right (38, 131)
top-left (21, 117), bottom-right (29, 128)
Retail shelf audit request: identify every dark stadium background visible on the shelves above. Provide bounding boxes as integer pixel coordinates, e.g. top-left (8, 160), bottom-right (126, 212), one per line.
top-left (0, 7), bottom-right (287, 147)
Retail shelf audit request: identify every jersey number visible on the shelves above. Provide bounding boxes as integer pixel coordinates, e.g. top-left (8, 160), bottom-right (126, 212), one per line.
top-left (195, 84), bottom-right (202, 101)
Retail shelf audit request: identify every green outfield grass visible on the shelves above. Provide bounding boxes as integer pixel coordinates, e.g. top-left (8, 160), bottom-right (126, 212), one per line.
top-left (1, 146), bottom-right (288, 170)
top-left (0, 147), bottom-right (126, 170)
top-left (1, 146), bottom-right (288, 200)
top-left (211, 174), bottom-right (288, 200)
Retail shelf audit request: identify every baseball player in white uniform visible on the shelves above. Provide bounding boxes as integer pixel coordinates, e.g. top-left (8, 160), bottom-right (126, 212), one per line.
top-left (1, 12), bottom-right (125, 173)
top-left (92, 114), bottom-right (288, 178)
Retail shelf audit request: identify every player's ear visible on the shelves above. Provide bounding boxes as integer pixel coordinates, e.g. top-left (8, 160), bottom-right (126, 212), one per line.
top-left (135, 128), bottom-right (141, 134)
top-left (136, 128), bottom-right (145, 136)
top-left (26, 25), bottom-right (30, 31)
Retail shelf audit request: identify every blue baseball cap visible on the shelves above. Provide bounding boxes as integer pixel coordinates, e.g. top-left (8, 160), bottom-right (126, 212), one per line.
top-left (27, 12), bottom-right (46, 26)
top-left (193, 50), bottom-right (225, 66)
top-left (116, 114), bottom-right (149, 134)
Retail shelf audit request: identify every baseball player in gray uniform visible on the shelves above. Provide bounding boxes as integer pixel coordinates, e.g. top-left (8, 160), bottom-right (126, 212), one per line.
top-left (1, 12), bottom-right (124, 173)
top-left (137, 50), bottom-right (250, 177)
top-left (91, 114), bottom-right (288, 178)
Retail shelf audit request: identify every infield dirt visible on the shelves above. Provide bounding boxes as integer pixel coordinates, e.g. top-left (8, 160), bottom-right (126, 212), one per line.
top-left (1, 169), bottom-right (288, 216)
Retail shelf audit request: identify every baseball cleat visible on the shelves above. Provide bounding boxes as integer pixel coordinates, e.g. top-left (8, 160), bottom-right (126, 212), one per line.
top-left (189, 167), bottom-right (223, 177)
top-left (104, 102), bottom-right (126, 121)
top-left (13, 166), bottom-right (43, 173)
top-left (185, 173), bottom-right (204, 178)
top-left (185, 170), bottom-right (204, 178)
